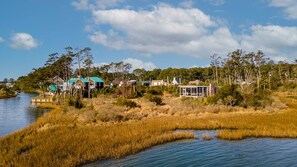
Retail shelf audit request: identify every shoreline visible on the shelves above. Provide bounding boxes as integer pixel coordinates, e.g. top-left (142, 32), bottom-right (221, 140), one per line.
top-left (1, 92), bottom-right (297, 166)
top-left (0, 94), bottom-right (17, 99)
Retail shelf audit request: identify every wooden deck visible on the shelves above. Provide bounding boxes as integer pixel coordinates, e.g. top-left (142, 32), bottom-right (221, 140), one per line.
top-left (31, 97), bottom-right (53, 103)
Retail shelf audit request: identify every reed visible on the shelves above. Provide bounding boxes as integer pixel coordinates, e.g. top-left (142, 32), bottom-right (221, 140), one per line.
top-left (0, 92), bottom-right (296, 166)
top-left (202, 133), bottom-right (212, 140)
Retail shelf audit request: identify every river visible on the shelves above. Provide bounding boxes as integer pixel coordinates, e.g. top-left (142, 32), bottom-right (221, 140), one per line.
top-left (0, 93), bottom-right (48, 137)
top-left (85, 131), bottom-right (297, 167)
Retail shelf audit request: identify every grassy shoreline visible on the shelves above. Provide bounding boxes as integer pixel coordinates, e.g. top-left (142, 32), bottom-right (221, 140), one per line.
top-left (1, 92), bottom-right (297, 166)
top-left (0, 93), bottom-right (17, 99)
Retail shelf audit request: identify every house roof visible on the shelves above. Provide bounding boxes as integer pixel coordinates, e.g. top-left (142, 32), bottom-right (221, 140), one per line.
top-left (49, 84), bottom-right (63, 91)
top-left (80, 78), bottom-right (89, 83)
top-left (178, 85), bottom-right (209, 88)
top-left (66, 77), bottom-right (104, 84)
top-left (152, 80), bottom-right (163, 82)
top-left (68, 78), bottom-right (78, 83)
top-left (89, 77), bottom-right (104, 82)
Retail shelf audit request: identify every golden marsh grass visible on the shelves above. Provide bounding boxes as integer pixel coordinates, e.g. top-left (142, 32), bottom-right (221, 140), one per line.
top-left (0, 92), bottom-right (297, 166)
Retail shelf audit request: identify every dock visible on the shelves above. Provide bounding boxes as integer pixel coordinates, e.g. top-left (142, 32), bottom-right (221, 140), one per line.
top-left (31, 97), bottom-right (53, 103)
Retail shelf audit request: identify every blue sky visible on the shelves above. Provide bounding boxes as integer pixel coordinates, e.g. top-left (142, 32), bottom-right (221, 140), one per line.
top-left (0, 0), bottom-right (297, 80)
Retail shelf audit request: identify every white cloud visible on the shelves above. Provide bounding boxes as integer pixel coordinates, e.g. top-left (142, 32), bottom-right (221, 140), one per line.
top-left (72, 0), bottom-right (90, 10)
top-left (123, 58), bottom-right (157, 70)
top-left (96, 0), bottom-right (124, 9)
top-left (89, 4), bottom-right (238, 57)
top-left (206, 0), bottom-right (225, 6)
top-left (84, 3), bottom-right (297, 62)
top-left (72, 0), bottom-right (124, 10)
top-left (240, 25), bottom-right (297, 61)
top-left (179, 0), bottom-right (194, 8)
top-left (269, 0), bottom-right (297, 19)
top-left (0, 36), bottom-right (4, 43)
top-left (10, 33), bottom-right (38, 50)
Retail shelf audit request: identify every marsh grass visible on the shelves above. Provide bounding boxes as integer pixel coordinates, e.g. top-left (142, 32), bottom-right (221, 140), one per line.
top-left (1, 92), bottom-right (297, 166)
top-left (202, 133), bottom-right (212, 140)
top-left (35, 103), bottom-right (57, 109)
top-left (0, 109), bottom-right (194, 167)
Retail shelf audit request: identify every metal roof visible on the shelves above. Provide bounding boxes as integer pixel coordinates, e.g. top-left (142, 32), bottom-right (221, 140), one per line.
top-left (178, 85), bottom-right (209, 88)
top-left (68, 78), bottom-right (78, 83)
top-left (49, 84), bottom-right (63, 91)
top-left (80, 78), bottom-right (89, 83)
top-left (89, 77), bottom-right (104, 82)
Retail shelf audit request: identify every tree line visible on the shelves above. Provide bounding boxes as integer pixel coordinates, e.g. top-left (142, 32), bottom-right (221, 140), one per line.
top-left (15, 48), bottom-right (297, 93)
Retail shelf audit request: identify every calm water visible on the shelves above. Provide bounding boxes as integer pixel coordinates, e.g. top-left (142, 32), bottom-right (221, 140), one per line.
top-left (86, 131), bottom-right (297, 167)
top-left (0, 93), bottom-right (48, 137)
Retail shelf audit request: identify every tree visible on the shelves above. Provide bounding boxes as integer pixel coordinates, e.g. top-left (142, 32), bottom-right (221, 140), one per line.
top-left (9, 78), bottom-right (14, 83)
top-left (82, 47), bottom-right (93, 77)
top-left (3, 78), bottom-right (8, 83)
top-left (133, 68), bottom-right (146, 81)
top-left (254, 50), bottom-right (267, 89)
top-left (210, 54), bottom-right (221, 84)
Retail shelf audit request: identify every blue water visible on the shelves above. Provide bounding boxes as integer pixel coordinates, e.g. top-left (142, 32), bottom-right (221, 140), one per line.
top-left (85, 131), bottom-right (297, 167)
top-left (0, 93), bottom-right (48, 137)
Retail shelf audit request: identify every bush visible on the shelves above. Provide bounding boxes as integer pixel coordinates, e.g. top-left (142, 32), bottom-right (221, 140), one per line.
top-left (278, 82), bottom-right (297, 91)
top-left (99, 87), bottom-right (115, 95)
top-left (147, 87), bottom-right (164, 95)
top-left (241, 88), bottom-right (272, 109)
top-left (208, 85), bottom-right (243, 106)
top-left (145, 94), bottom-right (164, 105)
top-left (65, 96), bottom-right (84, 109)
top-left (91, 89), bottom-right (100, 98)
top-left (165, 85), bottom-right (179, 96)
top-left (116, 98), bottom-right (140, 108)
top-left (208, 84), bottom-right (273, 109)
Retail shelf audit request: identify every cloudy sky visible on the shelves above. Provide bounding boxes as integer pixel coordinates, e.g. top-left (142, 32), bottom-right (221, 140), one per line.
top-left (0, 0), bottom-right (297, 79)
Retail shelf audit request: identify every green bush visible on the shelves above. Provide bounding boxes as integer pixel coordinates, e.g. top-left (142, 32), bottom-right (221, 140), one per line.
top-left (241, 88), bottom-right (272, 109)
top-left (165, 85), bottom-right (179, 96)
top-left (135, 85), bottom-right (147, 95)
top-left (99, 87), bottom-right (115, 95)
top-left (116, 98), bottom-right (140, 108)
top-left (91, 89), bottom-right (100, 98)
top-left (208, 85), bottom-right (243, 106)
top-left (278, 82), bottom-right (297, 92)
top-left (147, 87), bottom-right (164, 95)
top-left (145, 94), bottom-right (164, 105)
top-left (65, 96), bottom-right (84, 109)
top-left (208, 84), bottom-right (273, 109)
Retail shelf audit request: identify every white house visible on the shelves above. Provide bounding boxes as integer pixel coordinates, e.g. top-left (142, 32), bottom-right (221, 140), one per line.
top-left (151, 80), bottom-right (167, 86)
top-left (172, 77), bottom-right (181, 85)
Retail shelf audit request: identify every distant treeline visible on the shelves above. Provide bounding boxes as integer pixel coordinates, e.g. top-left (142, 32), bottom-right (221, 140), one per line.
top-left (15, 47), bottom-right (297, 92)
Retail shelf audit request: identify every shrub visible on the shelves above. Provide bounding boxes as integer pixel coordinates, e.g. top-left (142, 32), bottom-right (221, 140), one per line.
top-left (147, 87), bottom-right (164, 95)
top-left (208, 85), bottom-right (243, 106)
top-left (279, 82), bottom-right (297, 91)
top-left (65, 96), bottom-right (84, 109)
top-left (241, 88), bottom-right (272, 109)
top-left (145, 94), bottom-right (164, 105)
top-left (165, 85), bottom-right (179, 96)
top-left (99, 87), bottom-right (115, 95)
top-left (91, 89), bottom-right (100, 98)
top-left (116, 98), bottom-right (140, 108)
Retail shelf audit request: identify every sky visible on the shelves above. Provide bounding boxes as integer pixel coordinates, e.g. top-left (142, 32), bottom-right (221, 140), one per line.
top-left (0, 0), bottom-right (297, 80)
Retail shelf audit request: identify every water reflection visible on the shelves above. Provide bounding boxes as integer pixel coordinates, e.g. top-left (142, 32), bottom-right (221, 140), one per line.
top-left (86, 131), bottom-right (297, 167)
top-left (0, 93), bottom-right (48, 137)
